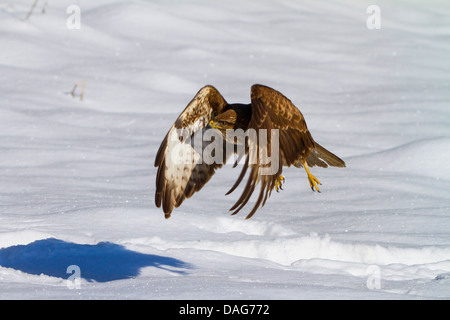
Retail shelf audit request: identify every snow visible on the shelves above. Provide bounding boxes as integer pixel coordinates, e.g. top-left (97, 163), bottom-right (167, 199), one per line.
top-left (0, 0), bottom-right (449, 299)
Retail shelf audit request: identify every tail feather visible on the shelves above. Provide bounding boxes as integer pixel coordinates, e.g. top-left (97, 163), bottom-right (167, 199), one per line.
top-left (307, 142), bottom-right (346, 168)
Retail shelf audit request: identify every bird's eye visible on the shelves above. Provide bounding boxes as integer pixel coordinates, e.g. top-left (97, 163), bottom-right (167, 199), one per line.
top-left (221, 121), bottom-right (227, 125)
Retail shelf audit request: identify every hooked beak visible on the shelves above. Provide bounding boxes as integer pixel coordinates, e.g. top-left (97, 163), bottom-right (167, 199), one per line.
top-left (208, 120), bottom-right (222, 129)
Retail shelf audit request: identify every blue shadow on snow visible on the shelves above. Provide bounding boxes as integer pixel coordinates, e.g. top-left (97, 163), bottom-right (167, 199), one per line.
top-left (0, 238), bottom-right (191, 282)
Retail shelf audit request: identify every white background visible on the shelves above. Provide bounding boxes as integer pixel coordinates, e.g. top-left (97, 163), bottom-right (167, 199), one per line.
top-left (0, 0), bottom-right (449, 299)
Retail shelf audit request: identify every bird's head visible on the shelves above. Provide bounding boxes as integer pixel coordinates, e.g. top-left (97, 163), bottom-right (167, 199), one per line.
top-left (208, 109), bottom-right (237, 133)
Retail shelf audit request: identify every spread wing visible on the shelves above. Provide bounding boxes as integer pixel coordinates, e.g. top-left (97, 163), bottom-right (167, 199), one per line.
top-left (154, 85), bottom-right (229, 218)
top-left (228, 84), bottom-right (316, 219)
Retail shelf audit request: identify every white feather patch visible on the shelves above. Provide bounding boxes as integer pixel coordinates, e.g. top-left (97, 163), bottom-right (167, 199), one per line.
top-left (164, 117), bottom-right (206, 198)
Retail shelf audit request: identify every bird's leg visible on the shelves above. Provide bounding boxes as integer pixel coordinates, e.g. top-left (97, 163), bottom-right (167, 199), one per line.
top-left (275, 175), bottom-right (285, 192)
top-left (302, 160), bottom-right (321, 192)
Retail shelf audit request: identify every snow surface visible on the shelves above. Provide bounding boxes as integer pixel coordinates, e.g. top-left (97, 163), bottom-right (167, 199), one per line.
top-left (0, 0), bottom-right (449, 299)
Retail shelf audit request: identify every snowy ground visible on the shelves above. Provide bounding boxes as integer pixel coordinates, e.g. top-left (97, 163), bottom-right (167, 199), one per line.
top-left (0, 0), bottom-right (449, 299)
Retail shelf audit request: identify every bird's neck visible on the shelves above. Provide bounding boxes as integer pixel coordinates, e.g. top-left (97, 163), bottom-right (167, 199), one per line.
top-left (226, 103), bottom-right (252, 130)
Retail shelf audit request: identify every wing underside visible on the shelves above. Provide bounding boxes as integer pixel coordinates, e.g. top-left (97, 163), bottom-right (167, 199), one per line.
top-left (154, 85), bottom-right (228, 218)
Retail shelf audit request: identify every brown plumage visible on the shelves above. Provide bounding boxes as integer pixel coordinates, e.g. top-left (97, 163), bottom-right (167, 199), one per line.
top-left (154, 84), bottom-right (345, 219)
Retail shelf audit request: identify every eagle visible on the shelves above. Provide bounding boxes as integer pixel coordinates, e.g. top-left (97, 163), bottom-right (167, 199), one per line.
top-left (154, 84), bottom-right (345, 219)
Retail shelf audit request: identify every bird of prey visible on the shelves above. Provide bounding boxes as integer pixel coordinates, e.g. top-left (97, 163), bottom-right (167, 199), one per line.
top-left (154, 84), bottom-right (345, 219)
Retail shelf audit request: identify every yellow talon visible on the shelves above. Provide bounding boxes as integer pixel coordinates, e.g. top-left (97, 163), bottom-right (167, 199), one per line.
top-left (275, 175), bottom-right (285, 192)
top-left (308, 174), bottom-right (321, 192)
top-left (302, 161), bottom-right (322, 192)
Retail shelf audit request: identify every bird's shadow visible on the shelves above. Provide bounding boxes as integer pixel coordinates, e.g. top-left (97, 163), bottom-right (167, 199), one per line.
top-left (0, 238), bottom-right (192, 282)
